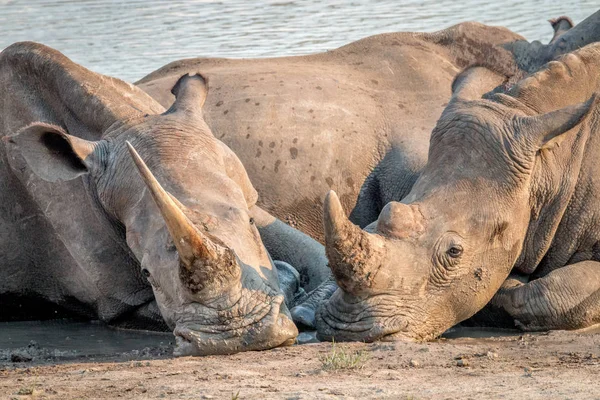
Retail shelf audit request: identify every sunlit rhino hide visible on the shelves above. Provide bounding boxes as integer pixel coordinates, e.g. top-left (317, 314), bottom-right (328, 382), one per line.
top-left (136, 10), bottom-right (600, 245)
top-left (318, 41), bottom-right (600, 342)
top-left (136, 10), bottom-right (600, 330)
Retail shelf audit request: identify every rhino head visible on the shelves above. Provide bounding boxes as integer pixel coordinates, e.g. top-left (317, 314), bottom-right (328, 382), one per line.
top-left (4, 43), bottom-right (297, 355)
top-left (317, 60), bottom-right (598, 342)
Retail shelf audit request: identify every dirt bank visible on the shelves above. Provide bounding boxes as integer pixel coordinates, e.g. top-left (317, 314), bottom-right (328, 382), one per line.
top-left (1, 330), bottom-right (599, 399)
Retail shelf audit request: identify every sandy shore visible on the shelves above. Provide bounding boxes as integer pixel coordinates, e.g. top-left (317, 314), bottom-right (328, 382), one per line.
top-left (1, 329), bottom-right (599, 399)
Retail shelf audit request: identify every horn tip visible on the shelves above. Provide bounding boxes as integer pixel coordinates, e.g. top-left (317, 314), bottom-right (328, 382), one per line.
top-left (324, 190), bottom-right (339, 205)
top-left (125, 141), bottom-right (142, 163)
top-left (323, 190), bottom-right (346, 232)
top-left (325, 190), bottom-right (342, 209)
top-left (125, 141), bottom-right (149, 178)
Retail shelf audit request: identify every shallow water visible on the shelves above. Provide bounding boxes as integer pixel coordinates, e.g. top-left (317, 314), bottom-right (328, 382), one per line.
top-left (0, 319), bottom-right (535, 357)
top-left (2, 319), bottom-right (599, 359)
top-left (0, 320), bottom-right (170, 356)
top-left (441, 326), bottom-right (522, 340)
top-left (0, 1), bottom-right (598, 82)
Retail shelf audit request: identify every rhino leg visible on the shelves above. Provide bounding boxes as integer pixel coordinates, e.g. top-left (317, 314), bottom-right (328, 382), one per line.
top-left (274, 260), bottom-right (307, 310)
top-left (290, 278), bottom-right (338, 329)
top-left (250, 205), bottom-right (330, 292)
top-left (273, 261), bottom-right (337, 330)
top-left (488, 261), bottom-right (600, 331)
top-left (250, 205), bottom-right (336, 329)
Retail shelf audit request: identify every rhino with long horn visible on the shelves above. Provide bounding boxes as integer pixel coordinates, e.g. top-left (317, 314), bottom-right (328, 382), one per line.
top-left (126, 142), bottom-right (241, 293)
top-left (0, 42), bottom-right (317, 355)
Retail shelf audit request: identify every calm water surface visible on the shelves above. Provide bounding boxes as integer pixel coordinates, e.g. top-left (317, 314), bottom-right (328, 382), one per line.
top-left (0, 320), bottom-right (171, 356)
top-left (1, 1), bottom-right (598, 82)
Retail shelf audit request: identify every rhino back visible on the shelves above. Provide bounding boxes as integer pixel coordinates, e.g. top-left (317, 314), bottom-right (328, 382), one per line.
top-left (136, 25), bottom-right (518, 240)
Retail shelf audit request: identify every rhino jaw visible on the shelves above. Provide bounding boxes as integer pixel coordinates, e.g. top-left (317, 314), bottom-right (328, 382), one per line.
top-left (172, 293), bottom-right (297, 356)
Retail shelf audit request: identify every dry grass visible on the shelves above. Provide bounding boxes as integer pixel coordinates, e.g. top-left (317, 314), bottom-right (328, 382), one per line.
top-left (320, 342), bottom-right (370, 371)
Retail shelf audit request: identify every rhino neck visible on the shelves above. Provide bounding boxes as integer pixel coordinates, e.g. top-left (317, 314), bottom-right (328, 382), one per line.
top-left (494, 45), bottom-right (600, 274)
top-left (508, 110), bottom-right (594, 276)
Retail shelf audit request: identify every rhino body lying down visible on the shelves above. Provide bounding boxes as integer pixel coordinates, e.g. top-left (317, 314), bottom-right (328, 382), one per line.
top-left (318, 41), bottom-right (600, 342)
top-left (0, 42), bottom-right (315, 355)
top-left (136, 22), bottom-right (525, 243)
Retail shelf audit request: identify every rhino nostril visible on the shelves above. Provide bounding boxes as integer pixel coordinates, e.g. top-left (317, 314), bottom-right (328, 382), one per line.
top-left (291, 305), bottom-right (316, 329)
top-left (173, 333), bottom-right (194, 357)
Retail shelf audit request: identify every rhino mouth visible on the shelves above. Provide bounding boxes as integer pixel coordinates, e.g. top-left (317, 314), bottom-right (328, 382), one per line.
top-left (172, 294), bottom-right (298, 356)
top-left (315, 290), bottom-right (418, 342)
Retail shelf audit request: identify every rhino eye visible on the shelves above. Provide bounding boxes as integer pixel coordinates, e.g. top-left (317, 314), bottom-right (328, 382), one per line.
top-left (249, 217), bottom-right (255, 225)
top-left (166, 239), bottom-right (176, 252)
top-left (447, 245), bottom-right (463, 258)
top-left (142, 268), bottom-right (151, 278)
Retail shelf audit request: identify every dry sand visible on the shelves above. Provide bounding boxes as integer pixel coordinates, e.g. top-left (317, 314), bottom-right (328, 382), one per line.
top-left (1, 329), bottom-right (600, 399)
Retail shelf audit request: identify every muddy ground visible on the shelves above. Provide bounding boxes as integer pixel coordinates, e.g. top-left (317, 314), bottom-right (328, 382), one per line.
top-left (1, 328), bottom-right (600, 400)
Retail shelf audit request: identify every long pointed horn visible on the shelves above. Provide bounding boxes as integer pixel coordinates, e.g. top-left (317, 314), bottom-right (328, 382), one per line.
top-left (126, 141), bottom-right (224, 270)
top-left (323, 191), bottom-right (386, 295)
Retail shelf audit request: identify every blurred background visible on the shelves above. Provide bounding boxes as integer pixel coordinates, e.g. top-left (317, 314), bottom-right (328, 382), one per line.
top-left (0, 1), bottom-right (597, 82)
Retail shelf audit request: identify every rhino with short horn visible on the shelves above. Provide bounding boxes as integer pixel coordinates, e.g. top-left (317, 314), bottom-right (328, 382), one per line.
top-left (317, 41), bottom-right (600, 341)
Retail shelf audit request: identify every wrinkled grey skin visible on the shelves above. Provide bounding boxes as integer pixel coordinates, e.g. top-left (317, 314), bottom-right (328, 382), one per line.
top-left (136, 11), bottom-right (600, 329)
top-left (317, 42), bottom-right (600, 342)
top-left (0, 42), bottom-right (301, 355)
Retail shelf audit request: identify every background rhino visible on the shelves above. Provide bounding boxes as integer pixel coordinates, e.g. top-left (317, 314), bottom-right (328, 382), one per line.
top-left (136, 11), bottom-right (600, 244)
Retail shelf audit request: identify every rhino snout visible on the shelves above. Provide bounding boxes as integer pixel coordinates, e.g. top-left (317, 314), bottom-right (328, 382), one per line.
top-left (172, 305), bottom-right (297, 356)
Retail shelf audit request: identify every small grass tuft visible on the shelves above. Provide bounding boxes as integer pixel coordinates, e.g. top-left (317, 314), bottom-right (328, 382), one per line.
top-left (320, 341), bottom-right (370, 371)
top-left (15, 387), bottom-right (34, 395)
top-left (231, 391), bottom-right (240, 400)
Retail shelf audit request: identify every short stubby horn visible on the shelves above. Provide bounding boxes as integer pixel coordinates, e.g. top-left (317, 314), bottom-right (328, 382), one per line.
top-left (126, 142), bottom-right (240, 292)
top-left (323, 190), bottom-right (386, 295)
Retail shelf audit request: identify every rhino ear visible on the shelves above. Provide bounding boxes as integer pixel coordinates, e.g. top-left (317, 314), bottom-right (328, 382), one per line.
top-left (450, 67), bottom-right (506, 102)
top-left (166, 73), bottom-right (208, 114)
top-left (548, 16), bottom-right (574, 44)
top-left (4, 122), bottom-right (102, 182)
top-left (517, 94), bottom-right (598, 148)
